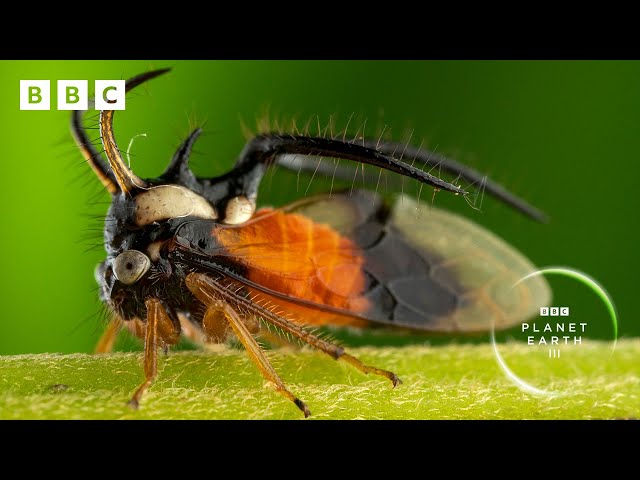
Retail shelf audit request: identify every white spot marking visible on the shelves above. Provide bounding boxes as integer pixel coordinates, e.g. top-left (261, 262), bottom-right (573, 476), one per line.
top-left (223, 196), bottom-right (255, 225)
top-left (135, 185), bottom-right (217, 226)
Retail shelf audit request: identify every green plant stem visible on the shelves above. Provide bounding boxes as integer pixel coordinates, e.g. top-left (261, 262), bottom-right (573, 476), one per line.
top-left (0, 340), bottom-right (637, 419)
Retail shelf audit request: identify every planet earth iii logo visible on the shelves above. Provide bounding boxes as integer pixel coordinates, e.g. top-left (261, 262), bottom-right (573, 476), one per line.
top-left (524, 307), bottom-right (586, 358)
top-left (492, 266), bottom-right (618, 396)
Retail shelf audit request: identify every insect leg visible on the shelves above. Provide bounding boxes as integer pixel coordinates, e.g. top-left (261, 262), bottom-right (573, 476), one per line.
top-left (258, 313), bottom-right (401, 387)
top-left (259, 329), bottom-right (299, 349)
top-left (94, 317), bottom-right (123, 354)
top-left (338, 353), bottom-right (402, 386)
top-left (124, 317), bottom-right (146, 339)
top-left (202, 306), bottom-right (230, 343)
top-left (178, 314), bottom-right (211, 346)
top-left (128, 298), bottom-right (179, 409)
top-left (186, 273), bottom-right (401, 387)
top-left (202, 302), bottom-right (311, 418)
top-left (156, 303), bottom-right (182, 350)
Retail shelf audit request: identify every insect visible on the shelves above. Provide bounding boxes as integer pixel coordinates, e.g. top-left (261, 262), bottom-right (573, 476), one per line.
top-left (72, 69), bottom-right (550, 417)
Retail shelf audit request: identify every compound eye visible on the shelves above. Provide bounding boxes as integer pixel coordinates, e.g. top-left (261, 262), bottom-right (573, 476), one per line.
top-left (113, 250), bottom-right (151, 285)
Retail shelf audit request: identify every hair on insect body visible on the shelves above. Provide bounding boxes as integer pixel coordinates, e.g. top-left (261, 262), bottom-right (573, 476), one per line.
top-left (72, 69), bottom-right (550, 417)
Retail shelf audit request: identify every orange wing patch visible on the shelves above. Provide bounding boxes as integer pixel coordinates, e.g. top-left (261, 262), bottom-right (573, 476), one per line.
top-left (213, 209), bottom-right (370, 326)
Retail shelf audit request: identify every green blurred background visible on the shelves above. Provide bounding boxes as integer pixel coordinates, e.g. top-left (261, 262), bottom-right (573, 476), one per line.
top-left (0, 60), bottom-right (637, 354)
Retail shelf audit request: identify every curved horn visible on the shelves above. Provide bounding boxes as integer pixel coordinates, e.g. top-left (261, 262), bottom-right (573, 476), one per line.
top-left (99, 109), bottom-right (147, 194)
top-left (72, 69), bottom-right (171, 194)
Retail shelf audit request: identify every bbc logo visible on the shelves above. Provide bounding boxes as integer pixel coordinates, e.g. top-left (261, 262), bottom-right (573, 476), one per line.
top-left (20, 80), bottom-right (125, 111)
top-left (540, 307), bottom-right (569, 316)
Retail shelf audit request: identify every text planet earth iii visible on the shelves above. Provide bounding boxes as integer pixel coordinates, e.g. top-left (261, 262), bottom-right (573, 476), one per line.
top-left (72, 69), bottom-right (550, 417)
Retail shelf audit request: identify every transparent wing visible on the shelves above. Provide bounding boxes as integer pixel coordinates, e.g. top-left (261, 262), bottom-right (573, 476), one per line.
top-left (290, 190), bottom-right (551, 332)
